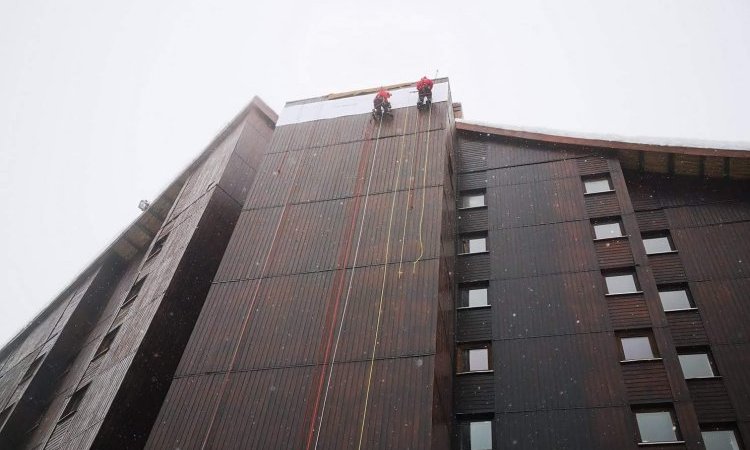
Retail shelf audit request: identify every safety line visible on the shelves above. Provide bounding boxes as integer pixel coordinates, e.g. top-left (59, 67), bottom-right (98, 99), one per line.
top-left (303, 117), bottom-right (376, 450)
top-left (412, 100), bottom-right (433, 273)
top-left (397, 113), bottom-right (417, 278)
top-left (356, 109), bottom-right (410, 450)
top-left (312, 112), bottom-right (386, 450)
top-left (199, 145), bottom-right (309, 450)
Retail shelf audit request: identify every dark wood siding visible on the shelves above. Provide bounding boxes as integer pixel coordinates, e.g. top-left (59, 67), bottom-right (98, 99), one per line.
top-left (621, 361), bottom-right (672, 402)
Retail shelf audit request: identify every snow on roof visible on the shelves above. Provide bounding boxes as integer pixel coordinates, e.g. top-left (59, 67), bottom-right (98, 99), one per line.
top-left (457, 119), bottom-right (750, 153)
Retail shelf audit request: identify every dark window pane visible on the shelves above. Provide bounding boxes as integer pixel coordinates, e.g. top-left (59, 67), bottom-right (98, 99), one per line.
top-left (621, 336), bottom-right (654, 360)
top-left (470, 421), bottom-right (493, 450)
top-left (594, 221), bottom-right (623, 239)
top-left (605, 274), bottom-right (637, 294)
top-left (644, 236), bottom-right (674, 254)
top-left (584, 178), bottom-right (612, 194)
top-left (658, 289), bottom-right (692, 311)
top-left (636, 411), bottom-right (677, 443)
top-left (678, 353), bottom-right (714, 378)
top-left (701, 430), bottom-right (740, 450)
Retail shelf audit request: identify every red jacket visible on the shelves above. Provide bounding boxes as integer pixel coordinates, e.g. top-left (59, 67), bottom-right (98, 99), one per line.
top-left (416, 77), bottom-right (433, 91)
top-left (376, 89), bottom-right (391, 100)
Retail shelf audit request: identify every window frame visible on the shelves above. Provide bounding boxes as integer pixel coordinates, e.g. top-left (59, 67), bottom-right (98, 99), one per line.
top-left (58, 383), bottom-right (90, 423)
top-left (458, 282), bottom-right (490, 309)
top-left (18, 354), bottom-right (44, 385)
top-left (146, 233), bottom-right (169, 261)
top-left (618, 331), bottom-right (660, 362)
top-left (582, 175), bottom-right (614, 195)
top-left (642, 232), bottom-right (677, 255)
top-left (92, 326), bottom-right (121, 360)
top-left (633, 406), bottom-right (683, 444)
top-left (592, 218), bottom-right (626, 240)
top-left (657, 284), bottom-right (695, 312)
top-left (457, 342), bottom-right (493, 374)
top-left (459, 418), bottom-right (494, 450)
top-left (677, 348), bottom-right (718, 379)
top-left (701, 425), bottom-right (743, 450)
top-left (121, 276), bottom-right (147, 309)
top-left (603, 270), bottom-right (642, 296)
top-left (459, 189), bottom-right (487, 210)
top-left (459, 233), bottom-right (488, 255)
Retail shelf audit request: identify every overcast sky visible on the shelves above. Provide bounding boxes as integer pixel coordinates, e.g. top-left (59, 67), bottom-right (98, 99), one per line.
top-left (1, 0), bottom-right (748, 346)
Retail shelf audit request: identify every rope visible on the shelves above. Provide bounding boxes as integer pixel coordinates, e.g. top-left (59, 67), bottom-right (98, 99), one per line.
top-left (199, 145), bottom-right (308, 450)
top-left (397, 114), bottom-right (417, 278)
top-left (311, 112), bottom-right (386, 450)
top-left (412, 99), bottom-right (433, 273)
top-left (356, 109), bottom-right (409, 449)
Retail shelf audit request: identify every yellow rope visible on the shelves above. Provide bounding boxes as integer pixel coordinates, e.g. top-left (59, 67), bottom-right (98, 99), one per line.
top-left (356, 109), bottom-right (409, 450)
top-left (397, 114), bottom-right (416, 278)
top-left (412, 102), bottom-right (433, 273)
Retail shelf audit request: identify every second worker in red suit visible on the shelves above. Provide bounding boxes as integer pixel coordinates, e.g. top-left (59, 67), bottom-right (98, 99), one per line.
top-left (373, 88), bottom-right (392, 118)
top-left (416, 76), bottom-right (433, 109)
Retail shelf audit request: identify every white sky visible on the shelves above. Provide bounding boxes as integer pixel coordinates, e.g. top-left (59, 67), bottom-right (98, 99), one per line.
top-left (1, 0), bottom-right (749, 346)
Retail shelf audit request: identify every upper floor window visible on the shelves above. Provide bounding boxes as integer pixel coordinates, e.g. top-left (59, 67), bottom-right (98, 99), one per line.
top-left (460, 190), bottom-right (486, 209)
top-left (458, 343), bottom-right (492, 373)
top-left (603, 271), bottom-right (640, 295)
top-left (634, 408), bottom-right (681, 444)
top-left (460, 233), bottom-right (487, 254)
top-left (59, 384), bottom-right (90, 422)
top-left (592, 218), bottom-right (624, 239)
top-left (583, 176), bottom-right (613, 194)
top-left (677, 349), bottom-right (716, 379)
top-left (460, 420), bottom-right (493, 450)
top-left (19, 354), bottom-right (44, 384)
top-left (92, 326), bottom-right (121, 360)
top-left (701, 427), bottom-right (742, 450)
top-left (619, 333), bottom-right (658, 361)
top-left (643, 232), bottom-right (675, 255)
top-left (122, 276), bottom-right (147, 308)
top-left (658, 285), bottom-right (694, 311)
top-left (459, 283), bottom-right (489, 308)
top-left (146, 233), bottom-right (169, 260)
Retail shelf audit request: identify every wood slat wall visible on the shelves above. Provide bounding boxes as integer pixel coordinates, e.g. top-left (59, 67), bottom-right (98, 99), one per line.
top-left (147, 101), bottom-right (454, 449)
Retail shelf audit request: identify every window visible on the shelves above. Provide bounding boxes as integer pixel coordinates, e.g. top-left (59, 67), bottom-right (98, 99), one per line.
top-left (146, 233), bottom-right (169, 260)
top-left (643, 233), bottom-right (675, 255)
top-left (460, 234), bottom-right (487, 254)
top-left (18, 354), bottom-right (44, 384)
top-left (458, 343), bottom-right (492, 373)
top-left (592, 219), bottom-right (624, 239)
top-left (583, 176), bottom-right (613, 194)
top-left (459, 283), bottom-right (489, 308)
top-left (92, 326), bottom-right (121, 360)
top-left (59, 384), bottom-right (90, 422)
top-left (702, 427), bottom-right (742, 450)
top-left (604, 271), bottom-right (639, 295)
top-left (678, 350), bottom-right (716, 379)
top-left (634, 408), bottom-right (680, 443)
top-left (460, 420), bottom-right (493, 450)
top-left (619, 334), bottom-right (657, 361)
top-left (658, 285), bottom-right (694, 311)
top-left (460, 190), bottom-right (486, 209)
top-left (121, 276), bottom-right (146, 308)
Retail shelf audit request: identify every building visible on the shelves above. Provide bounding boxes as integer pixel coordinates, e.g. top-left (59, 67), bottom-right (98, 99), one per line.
top-left (0, 79), bottom-right (748, 450)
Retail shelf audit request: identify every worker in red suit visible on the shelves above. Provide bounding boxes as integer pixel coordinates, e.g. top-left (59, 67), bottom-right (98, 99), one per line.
top-left (416, 76), bottom-right (433, 109)
top-left (373, 88), bottom-right (392, 118)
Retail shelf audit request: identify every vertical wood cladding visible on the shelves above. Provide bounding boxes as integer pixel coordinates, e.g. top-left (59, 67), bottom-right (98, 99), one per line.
top-left (626, 172), bottom-right (750, 447)
top-left (148, 99), bottom-right (454, 449)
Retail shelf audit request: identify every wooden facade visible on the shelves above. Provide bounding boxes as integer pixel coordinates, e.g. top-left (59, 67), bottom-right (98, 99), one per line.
top-left (1, 80), bottom-right (748, 449)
